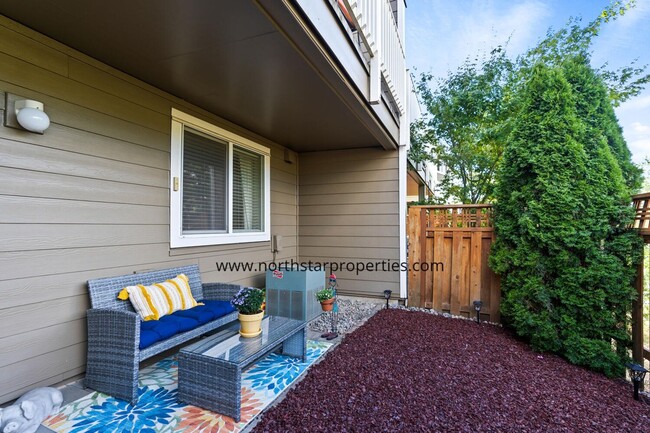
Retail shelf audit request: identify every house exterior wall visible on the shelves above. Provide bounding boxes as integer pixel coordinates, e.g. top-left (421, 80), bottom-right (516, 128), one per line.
top-left (298, 148), bottom-right (400, 297)
top-left (0, 17), bottom-right (298, 404)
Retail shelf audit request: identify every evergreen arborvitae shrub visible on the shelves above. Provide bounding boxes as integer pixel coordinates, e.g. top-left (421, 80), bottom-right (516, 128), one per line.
top-left (490, 62), bottom-right (642, 377)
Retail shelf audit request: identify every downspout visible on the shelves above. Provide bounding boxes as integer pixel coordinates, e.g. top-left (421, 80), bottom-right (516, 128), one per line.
top-left (398, 70), bottom-right (411, 301)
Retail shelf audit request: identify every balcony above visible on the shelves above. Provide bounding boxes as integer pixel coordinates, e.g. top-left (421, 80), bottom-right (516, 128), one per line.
top-left (0, 0), bottom-right (401, 151)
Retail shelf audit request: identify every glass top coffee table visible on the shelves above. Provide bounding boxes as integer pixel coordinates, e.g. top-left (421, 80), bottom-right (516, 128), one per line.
top-left (177, 315), bottom-right (306, 421)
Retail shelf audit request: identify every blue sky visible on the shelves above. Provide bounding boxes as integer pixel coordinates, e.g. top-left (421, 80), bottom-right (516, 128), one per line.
top-left (406, 0), bottom-right (650, 165)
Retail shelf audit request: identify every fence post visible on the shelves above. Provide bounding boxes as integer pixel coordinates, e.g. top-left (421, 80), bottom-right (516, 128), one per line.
top-left (632, 258), bottom-right (644, 365)
top-left (407, 206), bottom-right (421, 307)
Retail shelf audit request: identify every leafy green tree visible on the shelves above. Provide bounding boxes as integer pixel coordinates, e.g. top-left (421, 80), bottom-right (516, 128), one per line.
top-left (490, 62), bottom-right (642, 377)
top-left (413, 0), bottom-right (646, 202)
top-left (415, 48), bottom-right (515, 203)
top-left (408, 118), bottom-right (434, 165)
top-left (519, 1), bottom-right (645, 192)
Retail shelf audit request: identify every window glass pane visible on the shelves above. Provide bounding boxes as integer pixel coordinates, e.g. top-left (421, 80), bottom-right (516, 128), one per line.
top-left (233, 146), bottom-right (263, 231)
top-left (182, 129), bottom-right (227, 233)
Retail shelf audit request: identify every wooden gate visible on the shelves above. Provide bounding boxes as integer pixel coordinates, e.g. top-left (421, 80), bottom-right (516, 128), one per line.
top-left (407, 205), bottom-right (501, 323)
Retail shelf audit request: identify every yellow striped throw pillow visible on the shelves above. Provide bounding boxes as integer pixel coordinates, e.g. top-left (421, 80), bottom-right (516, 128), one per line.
top-left (117, 274), bottom-right (203, 321)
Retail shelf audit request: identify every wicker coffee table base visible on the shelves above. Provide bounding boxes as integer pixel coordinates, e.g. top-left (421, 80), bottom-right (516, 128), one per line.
top-left (178, 320), bottom-right (306, 421)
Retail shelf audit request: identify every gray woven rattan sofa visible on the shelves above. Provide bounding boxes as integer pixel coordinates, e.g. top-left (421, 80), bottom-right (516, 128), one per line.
top-left (84, 264), bottom-right (240, 403)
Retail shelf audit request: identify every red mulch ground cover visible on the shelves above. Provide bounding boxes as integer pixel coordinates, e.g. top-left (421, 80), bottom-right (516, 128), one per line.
top-left (252, 309), bottom-right (650, 433)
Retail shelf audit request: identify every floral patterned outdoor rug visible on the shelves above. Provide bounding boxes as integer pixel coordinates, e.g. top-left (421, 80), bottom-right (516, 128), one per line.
top-left (44, 340), bottom-right (331, 433)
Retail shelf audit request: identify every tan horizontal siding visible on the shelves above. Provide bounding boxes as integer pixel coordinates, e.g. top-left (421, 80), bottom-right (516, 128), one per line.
top-left (0, 167), bottom-right (168, 205)
top-left (299, 191), bottom-right (398, 205)
top-left (299, 169), bottom-right (397, 185)
top-left (0, 296), bottom-right (89, 339)
top-left (0, 319), bottom-right (86, 369)
top-left (0, 344), bottom-right (86, 403)
top-left (0, 17), bottom-right (297, 403)
top-left (299, 180), bottom-right (397, 195)
top-left (0, 121), bottom-right (170, 168)
top-left (299, 203), bottom-right (397, 216)
top-left (0, 138), bottom-right (168, 187)
top-left (299, 246), bottom-right (398, 260)
top-left (299, 235), bottom-right (398, 248)
top-left (0, 196), bottom-right (168, 224)
top-left (0, 224), bottom-right (169, 252)
top-left (298, 148), bottom-right (400, 298)
top-left (299, 214), bottom-right (398, 226)
top-left (299, 225), bottom-right (399, 237)
top-left (320, 277), bottom-right (399, 293)
top-left (299, 155), bottom-right (398, 173)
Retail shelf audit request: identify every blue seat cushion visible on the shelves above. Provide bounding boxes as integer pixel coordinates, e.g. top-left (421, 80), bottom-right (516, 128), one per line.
top-left (139, 330), bottom-right (162, 350)
top-left (201, 300), bottom-right (237, 318)
top-left (138, 301), bottom-right (236, 350)
top-left (138, 320), bottom-right (180, 349)
top-left (159, 314), bottom-right (200, 332)
top-left (140, 320), bottom-right (159, 331)
top-left (173, 307), bottom-right (214, 324)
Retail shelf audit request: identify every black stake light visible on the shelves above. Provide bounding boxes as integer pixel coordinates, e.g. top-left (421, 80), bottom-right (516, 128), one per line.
top-left (626, 363), bottom-right (648, 400)
top-left (472, 300), bottom-right (483, 324)
top-left (383, 290), bottom-right (392, 310)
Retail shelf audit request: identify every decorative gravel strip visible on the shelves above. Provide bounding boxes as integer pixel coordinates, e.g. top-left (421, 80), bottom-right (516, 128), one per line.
top-left (309, 298), bottom-right (383, 334)
top-left (393, 304), bottom-right (502, 326)
top-left (253, 308), bottom-right (650, 433)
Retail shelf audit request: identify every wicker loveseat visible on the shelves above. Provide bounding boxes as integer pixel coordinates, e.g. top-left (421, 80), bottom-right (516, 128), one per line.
top-left (84, 264), bottom-right (241, 403)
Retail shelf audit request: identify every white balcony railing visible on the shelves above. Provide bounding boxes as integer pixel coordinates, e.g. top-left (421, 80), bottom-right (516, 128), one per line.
top-left (342, 0), bottom-right (406, 115)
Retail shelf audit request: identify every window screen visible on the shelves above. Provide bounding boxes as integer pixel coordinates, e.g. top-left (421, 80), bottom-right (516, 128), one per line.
top-left (182, 129), bottom-right (228, 233)
top-left (233, 146), bottom-right (263, 231)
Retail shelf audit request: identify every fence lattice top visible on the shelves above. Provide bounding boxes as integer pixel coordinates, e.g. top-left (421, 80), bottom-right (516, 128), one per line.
top-left (632, 193), bottom-right (650, 237)
top-left (410, 205), bottom-right (494, 229)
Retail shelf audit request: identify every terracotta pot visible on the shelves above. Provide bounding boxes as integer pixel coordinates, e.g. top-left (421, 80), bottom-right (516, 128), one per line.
top-left (320, 298), bottom-right (335, 312)
top-left (238, 311), bottom-right (264, 337)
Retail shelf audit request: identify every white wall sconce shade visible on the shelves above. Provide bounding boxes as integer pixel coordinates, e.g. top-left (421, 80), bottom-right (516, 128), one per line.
top-left (15, 100), bottom-right (50, 133)
top-left (4, 93), bottom-right (51, 134)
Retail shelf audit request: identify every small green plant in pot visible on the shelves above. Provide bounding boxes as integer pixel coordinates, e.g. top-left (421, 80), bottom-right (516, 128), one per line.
top-left (316, 288), bottom-right (335, 311)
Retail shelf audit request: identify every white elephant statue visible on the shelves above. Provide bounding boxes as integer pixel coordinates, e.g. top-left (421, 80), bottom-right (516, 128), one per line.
top-left (0, 387), bottom-right (63, 433)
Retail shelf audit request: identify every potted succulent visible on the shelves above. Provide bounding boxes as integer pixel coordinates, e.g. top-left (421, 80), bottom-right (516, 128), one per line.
top-left (316, 287), bottom-right (335, 311)
top-left (231, 287), bottom-right (265, 337)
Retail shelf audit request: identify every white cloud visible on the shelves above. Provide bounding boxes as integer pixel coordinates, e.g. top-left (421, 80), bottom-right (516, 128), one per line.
top-left (632, 122), bottom-right (650, 133)
top-left (617, 109), bottom-right (650, 164)
top-left (617, 94), bottom-right (650, 112)
top-left (407, 0), bottom-right (552, 78)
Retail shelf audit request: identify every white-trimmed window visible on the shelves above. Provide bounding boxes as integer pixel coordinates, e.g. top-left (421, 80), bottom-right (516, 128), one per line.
top-left (170, 109), bottom-right (270, 247)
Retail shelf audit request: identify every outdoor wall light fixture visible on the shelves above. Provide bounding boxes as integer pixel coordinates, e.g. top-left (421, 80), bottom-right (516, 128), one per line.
top-left (626, 363), bottom-right (648, 400)
top-left (15, 100), bottom-right (50, 133)
top-left (473, 300), bottom-right (483, 324)
top-left (383, 290), bottom-right (392, 310)
top-left (4, 93), bottom-right (50, 134)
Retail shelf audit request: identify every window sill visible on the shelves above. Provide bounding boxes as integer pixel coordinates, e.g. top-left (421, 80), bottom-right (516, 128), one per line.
top-left (170, 232), bottom-right (271, 249)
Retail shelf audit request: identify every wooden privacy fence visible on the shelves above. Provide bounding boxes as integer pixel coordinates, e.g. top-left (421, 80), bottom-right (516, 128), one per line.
top-left (407, 204), bottom-right (501, 323)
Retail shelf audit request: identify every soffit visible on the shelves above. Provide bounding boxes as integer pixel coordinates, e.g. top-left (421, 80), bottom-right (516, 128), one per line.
top-left (0, 0), bottom-right (392, 151)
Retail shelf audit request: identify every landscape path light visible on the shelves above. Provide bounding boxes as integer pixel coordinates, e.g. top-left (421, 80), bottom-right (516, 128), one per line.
top-left (626, 363), bottom-right (648, 401)
top-left (473, 300), bottom-right (483, 324)
top-left (383, 290), bottom-right (392, 310)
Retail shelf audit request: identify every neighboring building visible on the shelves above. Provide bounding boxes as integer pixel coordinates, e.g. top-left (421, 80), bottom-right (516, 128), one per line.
top-left (406, 160), bottom-right (435, 202)
top-left (407, 161), bottom-right (447, 202)
top-left (0, 0), bottom-right (412, 402)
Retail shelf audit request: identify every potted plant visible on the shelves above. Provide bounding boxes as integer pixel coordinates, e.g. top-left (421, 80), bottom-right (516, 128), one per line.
top-left (231, 287), bottom-right (265, 337)
top-left (316, 287), bottom-right (335, 311)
